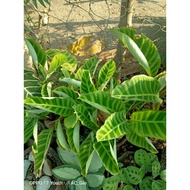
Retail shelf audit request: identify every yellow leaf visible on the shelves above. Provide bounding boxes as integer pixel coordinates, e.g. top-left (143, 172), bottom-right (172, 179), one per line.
top-left (67, 36), bottom-right (93, 55)
top-left (79, 39), bottom-right (104, 56)
top-left (67, 36), bottom-right (104, 57)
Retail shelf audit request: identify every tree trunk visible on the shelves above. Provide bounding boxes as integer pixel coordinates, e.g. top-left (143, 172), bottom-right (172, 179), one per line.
top-left (114, 0), bottom-right (135, 71)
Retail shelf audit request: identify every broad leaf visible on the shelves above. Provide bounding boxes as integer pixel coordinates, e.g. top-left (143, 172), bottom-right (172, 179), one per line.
top-left (123, 185), bottom-right (136, 190)
top-left (78, 133), bottom-right (95, 176)
top-left (32, 128), bottom-right (53, 177)
top-left (25, 38), bottom-right (47, 68)
top-left (75, 104), bottom-right (99, 130)
top-left (97, 59), bottom-right (116, 90)
top-left (85, 173), bottom-right (104, 188)
top-left (134, 149), bottom-right (150, 168)
top-left (152, 161), bottom-right (161, 179)
top-left (94, 140), bottom-right (119, 175)
top-left (57, 148), bottom-right (80, 170)
top-left (66, 123), bottom-right (80, 154)
top-left (126, 131), bottom-right (158, 153)
top-left (76, 57), bottom-right (99, 80)
top-left (48, 54), bottom-right (67, 77)
top-left (64, 114), bottom-right (78, 128)
top-left (152, 180), bottom-right (166, 190)
top-left (53, 86), bottom-right (78, 100)
top-left (24, 117), bottom-right (38, 143)
top-left (112, 75), bottom-right (162, 103)
top-left (129, 110), bottom-right (166, 140)
top-left (139, 178), bottom-right (152, 190)
top-left (24, 70), bottom-right (41, 98)
top-left (125, 166), bottom-right (143, 185)
top-left (79, 91), bottom-right (125, 114)
top-left (103, 175), bottom-right (120, 190)
top-left (80, 70), bottom-right (96, 94)
top-left (56, 120), bottom-right (70, 150)
top-left (60, 78), bottom-right (81, 87)
top-left (52, 165), bottom-right (81, 180)
top-left (112, 28), bottom-right (161, 76)
top-left (24, 97), bottom-right (75, 116)
top-left (96, 111), bottom-right (129, 141)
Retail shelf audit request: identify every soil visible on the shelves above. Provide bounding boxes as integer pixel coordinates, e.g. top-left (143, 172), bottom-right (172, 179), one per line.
top-left (24, 0), bottom-right (166, 58)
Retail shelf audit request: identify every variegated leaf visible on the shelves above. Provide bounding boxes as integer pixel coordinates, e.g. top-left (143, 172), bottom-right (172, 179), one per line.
top-left (97, 59), bottom-right (116, 90)
top-left (53, 86), bottom-right (78, 100)
top-left (111, 28), bottom-right (161, 76)
top-left (75, 104), bottom-right (99, 130)
top-left (126, 131), bottom-right (158, 153)
top-left (96, 111), bottom-right (129, 141)
top-left (129, 110), bottom-right (166, 140)
top-left (80, 70), bottom-right (96, 94)
top-left (32, 128), bottom-right (53, 177)
top-left (24, 97), bottom-right (75, 116)
top-left (78, 132), bottom-right (95, 176)
top-left (93, 140), bottom-right (119, 175)
top-left (79, 91), bottom-right (125, 114)
top-left (112, 75), bottom-right (162, 103)
top-left (75, 57), bottom-right (99, 80)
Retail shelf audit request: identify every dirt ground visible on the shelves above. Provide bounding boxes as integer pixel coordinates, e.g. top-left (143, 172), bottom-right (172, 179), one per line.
top-left (24, 0), bottom-right (166, 59)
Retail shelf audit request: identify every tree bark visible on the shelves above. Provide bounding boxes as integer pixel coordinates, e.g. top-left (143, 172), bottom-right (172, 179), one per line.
top-left (114, 0), bottom-right (135, 70)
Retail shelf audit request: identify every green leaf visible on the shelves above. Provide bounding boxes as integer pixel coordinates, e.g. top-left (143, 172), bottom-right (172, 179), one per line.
top-left (74, 177), bottom-right (88, 190)
top-left (64, 114), bottom-right (78, 128)
top-left (126, 131), bottom-right (158, 153)
top-left (139, 178), bottom-right (152, 190)
top-left (93, 140), bottom-right (119, 175)
top-left (79, 91), bottom-right (125, 114)
top-left (155, 71), bottom-right (166, 91)
top-left (60, 78), bottom-right (81, 87)
top-left (57, 148), bottom-right (81, 170)
top-left (111, 28), bottom-right (161, 76)
top-left (56, 120), bottom-right (70, 150)
top-left (25, 38), bottom-right (47, 68)
top-left (112, 75), bottom-right (162, 103)
top-left (75, 104), bottom-right (99, 130)
top-left (76, 57), bottom-right (99, 80)
top-left (160, 169), bottom-right (166, 182)
top-left (151, 180), bottom-right (166, 190)
top-left (80, 70), bottom-right (96, 94)
top-left (24, 97), bottom-right (75, 116)
top-left (53, 86), bottom-right (78, 100)
top-left (48, 54), bottom-right (67, 77)
top-left (97, 59), bottom-right (116, 90)
top-left (32, 128), bottom-right (53, 177)
top-left (125, 166), bottom-right (143, 185)
top-left (66, 124), bottom-right (80, 154)
top-left (96, 111), bottom-right (129, 141)
top-left (24, 70), bottom-right (41, 98)
top-left (152, 161), bottom-right (161, 179)
top-left (78, 133), bottom-right (95, 176)
top-left (24, 117), bottom-right (38, 143)
top-left (41, 82), bottom-right (52, 97)
top-left (52, 165), bottom-right (81, 180)
top-left (103, 175), bottom-right (120, 190)
top-left (129, 110), bottom-right (166, 140)
top-left (88, 150), bottom-right (104, 174)
top-left (85, 173), bottom-right (104, 188)
top-left (123, 185), bottom-right (136, 190)
top-left (134, 149), bottom-right (150, 168)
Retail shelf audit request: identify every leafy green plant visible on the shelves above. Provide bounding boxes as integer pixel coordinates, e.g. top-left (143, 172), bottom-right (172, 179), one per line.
top-left (103, 149), bottom-right (166, 190)
top-left (24, 27), bottom-right (166, 183)
top-left (52, 145), bottom-right (105, 190)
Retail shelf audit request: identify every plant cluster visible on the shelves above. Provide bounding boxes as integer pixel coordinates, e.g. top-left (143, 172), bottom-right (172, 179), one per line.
top-left (24, 27), bottom-right (166, 189)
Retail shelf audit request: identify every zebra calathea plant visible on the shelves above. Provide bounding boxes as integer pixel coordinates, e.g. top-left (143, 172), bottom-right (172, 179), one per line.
top-left (24, 27), bottom-right (166, 186)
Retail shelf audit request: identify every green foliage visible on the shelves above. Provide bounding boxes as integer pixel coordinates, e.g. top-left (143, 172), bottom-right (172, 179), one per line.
top-left (52, 148), bottom-right (105, 189)
top-left (103, 149), bottom-right (166, 190)
top-left (24, 27), bottom-right (166, 184)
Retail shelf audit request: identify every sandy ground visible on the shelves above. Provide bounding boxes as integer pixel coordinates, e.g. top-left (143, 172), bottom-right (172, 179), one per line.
top-left (25, 0), bottom-right (166, 57)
